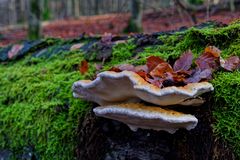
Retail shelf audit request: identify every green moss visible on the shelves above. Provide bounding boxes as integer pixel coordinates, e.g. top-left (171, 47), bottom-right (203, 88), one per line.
top-left (102, 41), bottom-right (136, 70)
top-left (0, 51), bottom-right (94, 159)
top-left (211, 71), bottom-right (240, 158)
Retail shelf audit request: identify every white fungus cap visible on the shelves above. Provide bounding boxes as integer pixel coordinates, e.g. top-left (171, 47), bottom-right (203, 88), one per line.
top-left (93, 103), bottom-right (198, 134)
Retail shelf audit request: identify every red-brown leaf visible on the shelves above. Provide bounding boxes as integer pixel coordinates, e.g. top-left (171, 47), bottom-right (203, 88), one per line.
top-left (117, 64), bottom-right (135, 72)
top-left (8, 44), bottom-right (23, 59)
top-left (149, 62), bottom-right (173, 78)
top-left (146, 56), bottom-right (165, 72)
top-left (135, 65), bottom-right (148, 73)
top-left (195, 46), bottom-right (221, 71)
top-left (136, 70), bottom-right (147, 79)
top-left (220, 56), bottom-right (240, 71)
top-left (109, 67), bottom-right (122, 72)
top-left (204, 46), bottom-right (221, 57)
top-left (145, 76), bottom-right (164, 88)
top-left (79, 60), bottom-right (89, 74)
top-left (186, 68), bottom-right (212, 83)
top-left (173, 50), bottom-right (193, 71)
top-left (195, 52), bottom-right (219, 70)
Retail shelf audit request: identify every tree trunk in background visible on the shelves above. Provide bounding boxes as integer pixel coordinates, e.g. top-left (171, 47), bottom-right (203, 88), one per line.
top-left (230, 0), bottom-right (235, 12)
top-left (66, 0), bottom-right (73, 18)
top-left (124, 0), bottom-right (143, 33)
top-left (42, 0), bottom-right (51, 20)
top-left (9, 0), bottom-right (17, 25)
top-left (94, 0), bottom-right (99, 14)
top-left (74, 0), bottom-right (80, 18)
top-left (28, 0), bottom-right (41, 40)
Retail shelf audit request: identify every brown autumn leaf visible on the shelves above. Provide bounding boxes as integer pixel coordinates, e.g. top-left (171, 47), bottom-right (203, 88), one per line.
top-left (195, 52), bottom-right (219, 70)
top-left (204, 46), bottom-right (221, 57)
top-left (186, 68), bottom-right (212, 83)
top-left (149, 62), bottom-right (173, 78)
top-left (109, 67), bottom-right (122, 72)
top-left (135, 65), bottom-right (148, 73)
top-left (146, 56), bottom-right (165, 72)
top-left (220, 56), bottom-right (240, 71)
top-left (145, 76), bottom-right (164, 88)
top-left (117, 64), bottom-right (135, 72)
top-left (173, 50), bottom-right (193, 72)
top-left (8, 44), bottom-right (23, 59)
top-left (195, 46), bottom-right (222, 71)
top-left (136, 70), bottom-right (147, 79)
top-left (79, 60), bottom-right (89, 74)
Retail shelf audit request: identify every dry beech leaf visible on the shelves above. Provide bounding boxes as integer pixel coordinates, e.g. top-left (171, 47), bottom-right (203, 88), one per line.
top-left (8, 44), bottom-right (23, 59)
top-left (79, 60), bottom-right (89, 74)
top-left (204, 46), bottom-right (221, 57)
top-left (109, 67), bottom-right (122, 72)
top-left (135, 65), bottom-right (148, 72)
top-left (135, 70), bottom-right (147, 79)
top-left (220, 56), bottom-right (240, 71)
top-left (106, 46), bottom-right (239, 89)
top-left (195, 52), bottom-right (219, 70)
top-left (149, 63), bottom-right (173, 78)
top-left (195, 46), bottom-right (222, 70)
top-left (117, 64), bottom-right (135, 72)
top-left (145, 76), bottom-right (164, 88)
top-left (147, 56), bottom-right (165, 72)
top-left (186, 68), bottom-right (212, 83)
top-left (173, 51), bottom-right (193, 72)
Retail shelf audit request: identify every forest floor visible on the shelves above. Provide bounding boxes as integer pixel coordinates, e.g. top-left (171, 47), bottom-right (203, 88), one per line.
top-left (0, 9), bottom-right (240, 46)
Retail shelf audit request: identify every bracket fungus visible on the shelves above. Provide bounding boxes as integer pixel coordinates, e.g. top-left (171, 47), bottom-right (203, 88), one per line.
top-left (93, 103), bottom-right (198, 133)
top-left (72, 70), bottom-right (214, 106)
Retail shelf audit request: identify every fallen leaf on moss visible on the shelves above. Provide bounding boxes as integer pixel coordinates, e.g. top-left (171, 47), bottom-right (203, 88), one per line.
top-left (195, 49), bottom-right (220, 70)
top-left (173, 50), bottom-right (193, 72)
top-left (79, 60), bottom-right (88, 74)
top-left (105, 46), bottom-right (239, 88)
top-left (147, 56), bottom-right (165, 72)
top-left (220, 56), bottom-right (240, 71)
top-left (150, 63), bottom-right (173, 78)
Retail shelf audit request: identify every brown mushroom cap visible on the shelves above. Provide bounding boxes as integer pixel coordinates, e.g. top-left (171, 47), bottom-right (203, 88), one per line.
top-left (93, 103), bottom-right (198, 133)
top-left (73, 71), bottom-right (213, 106)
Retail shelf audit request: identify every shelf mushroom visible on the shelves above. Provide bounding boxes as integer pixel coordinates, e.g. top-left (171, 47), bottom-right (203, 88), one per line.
top-left (72, 71), bottom-right (214, 106)
top-left (93, 103), bottom-right (198, 133)
top-left (72, 70), bottom-right (213, 133)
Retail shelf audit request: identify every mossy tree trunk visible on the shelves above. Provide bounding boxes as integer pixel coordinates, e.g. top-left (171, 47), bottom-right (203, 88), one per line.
top-left (27, 0), bottom-right (42, 40)
top-left (125, 0), bottom-right (143, 33)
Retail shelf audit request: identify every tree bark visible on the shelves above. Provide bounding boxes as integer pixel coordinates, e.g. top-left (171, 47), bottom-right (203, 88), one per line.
top-left (27, 0), bottom-right (42, 40)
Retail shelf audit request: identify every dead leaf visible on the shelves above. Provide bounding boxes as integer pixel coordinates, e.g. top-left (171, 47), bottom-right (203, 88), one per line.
top-left (135, 65), bottom-right (148, 72)
top-left (195, 52), bottom-right (219, 70)
top-left (186, 68), bottom-right (212, 83)
top-left (8, 44), bottom-right (23, 59)
top-left (173, 50), bottom-right (193, 71)
top-left (220, 56), bottom-right (240, 71)
top-left (204, 46), bottom-right (221, 57)
top-left (80, 60), bottom-right (89, 74)
top-left (109, 67), bottom-right (122, 72)
top-left (70, 43), bottom-right (84, 51)
top-left (117, 64), bottom-right (135, 72)
top-left (149, 62), bottom-right (173, 78)
top-left (146, 56), bottom-right (165, 72)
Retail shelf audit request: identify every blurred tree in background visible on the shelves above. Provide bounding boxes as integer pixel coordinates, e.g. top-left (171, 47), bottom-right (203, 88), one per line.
top-left (28, 0), bottom-right (41, 40)
top-left (124, 0), bottom-right (143, 33)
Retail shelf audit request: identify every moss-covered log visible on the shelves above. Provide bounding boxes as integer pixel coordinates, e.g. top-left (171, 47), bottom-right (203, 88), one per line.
top-left (0, 22), bottom-right (239, 159)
